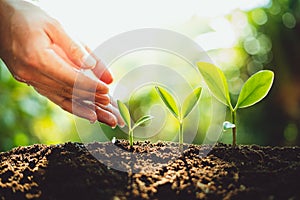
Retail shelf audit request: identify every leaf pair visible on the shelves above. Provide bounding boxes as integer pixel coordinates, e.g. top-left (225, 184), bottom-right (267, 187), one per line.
top-left (155, 86), bottom-right (202, 121)
top-left (155, 86), bottom-right (202, 145)
top-left (117, 100), bottom-right (153, 146)
top-left (197, 62), bottom-right (274, 112)
top-left (117, 100), bottom-right (153, 130)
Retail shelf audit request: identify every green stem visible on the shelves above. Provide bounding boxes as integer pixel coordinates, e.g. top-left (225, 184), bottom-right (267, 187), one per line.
top-left (179, 120), bottom-right (183, 152)
top-left (179, 121), bottom-right (183, 145)
top-left (129, 129), bottom-right (133, 147)
top-left (231, 111), bottom-right (237, 146)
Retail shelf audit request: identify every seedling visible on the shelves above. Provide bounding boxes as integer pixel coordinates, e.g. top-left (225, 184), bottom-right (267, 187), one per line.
top-left (155, 86), bottom-right (202, 146)
top-left (117, 100), bottom-right (153, 147)
top-left (197, 62), bottom-right (274, 146)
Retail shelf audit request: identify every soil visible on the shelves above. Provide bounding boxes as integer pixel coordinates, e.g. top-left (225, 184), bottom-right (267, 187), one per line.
top-left (0, 140), bottom-right (299, 200)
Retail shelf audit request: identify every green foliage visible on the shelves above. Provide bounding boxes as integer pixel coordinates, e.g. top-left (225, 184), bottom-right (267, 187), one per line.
top-left (196, 62), bottom-right (231, 109)
top-left (182, 87), bottom-right (203, 119)
top-left (117, 100), bottom-right (153, 147)
top-left (133, 115), bottom-right (153, 130)
top-left (197, 62), bottom-right (274, 111)
top-left (154, 86), bottom-right (179, 118)
top-left (155, 86), bottom-right (202, 145)
top-left (117, 100), bottom-right (131, 128)
top-left (197, 62), bottom-right (274, 145)
top-left (235, 70), bottom-right (274, 109)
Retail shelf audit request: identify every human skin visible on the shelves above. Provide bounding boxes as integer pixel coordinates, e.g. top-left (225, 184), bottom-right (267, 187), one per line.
top-left (0, 0), bottom-right (124, 127)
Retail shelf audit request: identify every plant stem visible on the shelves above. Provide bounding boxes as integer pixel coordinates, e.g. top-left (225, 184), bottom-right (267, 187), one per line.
top-left (231, 111), bottom-right (237, 146)
top-left (129, 129), bottom-right (133, 147)
top-left (179, 121), bottom-right (183, 145)
top-left (179, 120), bottom-right (183, 152)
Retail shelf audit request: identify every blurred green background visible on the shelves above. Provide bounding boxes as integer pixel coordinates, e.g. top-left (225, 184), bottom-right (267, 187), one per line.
top-left (1, 0), bottom-right (300, 151)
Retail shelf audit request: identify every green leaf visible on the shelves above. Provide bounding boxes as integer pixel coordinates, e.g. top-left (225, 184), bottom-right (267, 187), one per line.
top-left (182, 87), bottom-right (202, 119)
top-left (132, 115), bottom-right (154, 130)
top-left (117, 100), bottom-right (131, 128)
top-left (235, 70), bottom-right (274, 109)
top-left (155, 86), bottom-right (179, 118)
top-left (197, 62), bottom-right (232, 109)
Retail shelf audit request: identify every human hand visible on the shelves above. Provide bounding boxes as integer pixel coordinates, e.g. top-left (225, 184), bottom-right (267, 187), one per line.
top-left (0, 0), bottom-right (124, 127)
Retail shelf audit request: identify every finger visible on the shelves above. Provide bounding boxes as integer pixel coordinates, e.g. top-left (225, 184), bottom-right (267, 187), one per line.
top-left (51, 43), bottom-right (81, 70)
top-left (106, 95), bottom-right (125, 126)
top-left (95, 106), bottom-right (118, 128)
top-left (45, 21), bottom-right (96, 69)
top-left (84, 45), bottom-right (113, 84)
top-left (80, 102), bottom-right (119, 128)
top-left (26, 69), bottom-right (110, 105)
top-left (38, 88), bottom-right (117, 127)
top-left (35, 88), bottom-right (98, 123)
top-left (97, 103), bottom-right (125, 127)
top-left (92, 62), bottom-right (113, 84)
top-left (33, 81), bottom-right (110, 105)
top-left (40, 49), bottom-right (109, 94)
top-left (108, 94), bottom-right (118, 108)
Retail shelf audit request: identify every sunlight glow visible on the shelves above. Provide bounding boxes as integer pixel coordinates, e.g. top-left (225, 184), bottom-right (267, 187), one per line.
top-left (37, 0), bottom-right (270, 49)
top-left (195, 17), bottom-right (236, 51)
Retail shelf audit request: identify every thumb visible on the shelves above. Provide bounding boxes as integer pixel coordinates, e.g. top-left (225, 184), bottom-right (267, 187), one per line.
top-left (46, 21), bottom-right (96, 69)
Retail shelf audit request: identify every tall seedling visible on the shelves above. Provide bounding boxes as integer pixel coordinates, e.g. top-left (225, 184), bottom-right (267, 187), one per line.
top-left (155, 86), bottom-right (202, 146)
top-left (197, 62), bottom-right (274, 146)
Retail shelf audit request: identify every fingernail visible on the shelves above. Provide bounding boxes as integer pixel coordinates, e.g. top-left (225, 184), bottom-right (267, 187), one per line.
top-left (119, 124), bottom-right (125, 128)
top-left (89, 118), bottom-right (97, 124)
top-left (102, 69), bottom-right (113, 84)
top-left (108, 114), bottom-right (118, 128)
top-left (103, 95), bottom-right (110, 106)
top-left (89, 113), bottom-right (97, 124)
top-left (83, 54), bottom-right (97, 69)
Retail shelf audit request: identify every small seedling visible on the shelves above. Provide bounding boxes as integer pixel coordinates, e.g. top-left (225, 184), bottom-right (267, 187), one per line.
top-left (197, 62), bottom-right (274, 146)
top-left (155, 86), bottom-right (202, 146)
top-left (117, 100), bottom-right (153, 147)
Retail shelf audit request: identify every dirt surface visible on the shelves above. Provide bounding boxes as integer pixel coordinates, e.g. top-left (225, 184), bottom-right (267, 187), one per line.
top-left (0, 140), bottom-right (299, 200)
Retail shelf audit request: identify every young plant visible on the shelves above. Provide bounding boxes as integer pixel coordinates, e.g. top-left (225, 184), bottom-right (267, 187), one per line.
top-left (155, 86), bottom-right (202, 145)
top-left (117, 100), bottom-right (153, 147)
top-left (197, 62), bottom-right (274, 146)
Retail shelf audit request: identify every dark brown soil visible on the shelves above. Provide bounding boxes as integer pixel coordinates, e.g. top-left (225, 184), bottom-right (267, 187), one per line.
top-left (0, 140), bottom-right (299, 200)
